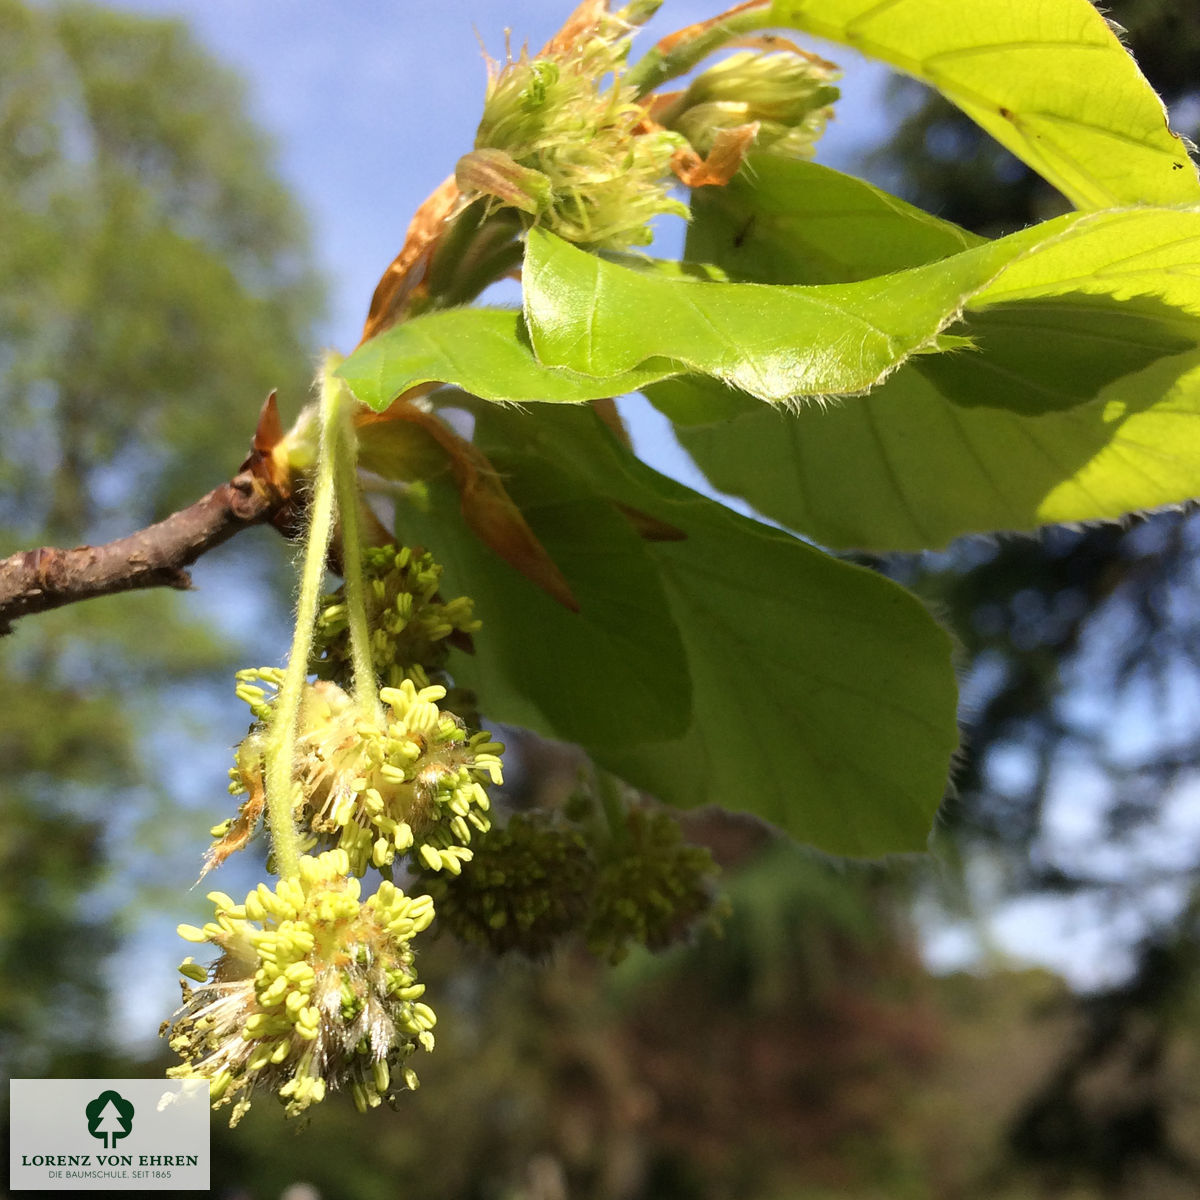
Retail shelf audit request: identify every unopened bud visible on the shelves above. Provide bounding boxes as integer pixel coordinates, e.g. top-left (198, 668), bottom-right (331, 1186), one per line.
top-left (666, 49), bottom-right (840, 160)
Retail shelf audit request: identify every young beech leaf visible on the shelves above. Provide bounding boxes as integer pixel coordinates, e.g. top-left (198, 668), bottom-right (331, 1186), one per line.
top-left (665, 349), bottom-right (1200, 553)
top-left (336, 306), bottom-right (682, 411)
top-left (768, 0), bottom-right (1200, 210)
top-left (522, 221), bottom-right (1086, 401)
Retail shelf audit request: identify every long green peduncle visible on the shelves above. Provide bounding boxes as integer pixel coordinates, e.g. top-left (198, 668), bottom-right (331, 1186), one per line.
top-left (327, 367), bottom-right (383, 719)
top-left (262, 356), bottom-right (345, 879)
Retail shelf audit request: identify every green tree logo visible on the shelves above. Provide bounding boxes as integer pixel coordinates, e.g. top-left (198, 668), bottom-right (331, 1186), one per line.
top-left (85, 1090), bottom-right (135, 1149)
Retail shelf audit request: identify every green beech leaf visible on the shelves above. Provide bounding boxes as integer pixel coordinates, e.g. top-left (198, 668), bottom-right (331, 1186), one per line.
top-left (660, 206), bottom-right (1200, 550)
top-left (598, 252), bottom-right (731, 283)
top-left (460, 403), bottom-right (958, 857)
top-left (769, 0), bottom-right (1200, 209)
top-left (663, 351), bottom-right (1200, 552)
top-left (968, 207), bottom-right (1200, 311)
top-left (337, 307), bottom-right (681, 410)
top-left (688, 156), bottom-right (984, 285)
top-left (394, 459), bottom-right (691, 749)
top-left (523, 225), bottom-right (1043, 401)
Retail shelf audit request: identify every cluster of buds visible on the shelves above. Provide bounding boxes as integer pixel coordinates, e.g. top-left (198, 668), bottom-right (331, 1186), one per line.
top-left (656, 47), bottom-right (839, 163)
top-left (422, 812), bottom-right (596, 957)
top-left (312, 544), bottom-right (480, 692)
top-left (459, 3), bottom-right (687, 248)
top-left (585, 804), bottom-right (725, 962)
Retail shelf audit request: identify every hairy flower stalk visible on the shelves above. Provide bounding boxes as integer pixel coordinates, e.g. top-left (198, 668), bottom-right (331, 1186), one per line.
top-left (329, 373), bottom-right (381, 721)
top-left (166, 850), bottom-right (437, 1124)
top-left (256, 355), bottom-right (365, 881)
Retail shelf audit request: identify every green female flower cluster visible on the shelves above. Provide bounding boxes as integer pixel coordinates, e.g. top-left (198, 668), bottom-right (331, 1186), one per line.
top-left (312, 545), bottom-right (480, 691)
top-left (459, 4), bottom-right (687, 248)
top-left (457, 4), bottom-right (846, 249)
top-left (165, 850), bottom-right (436, 1125)
top-left (423, 812), bottom-right (595, 957)
top-left (228, 671), bottom-right (501, 877)
top-left (423, 802), bottom-right (722, 964)
top-left (660, 48), bottom-right (840, 161)
top-left (586, 805), bottom-right (724, 962)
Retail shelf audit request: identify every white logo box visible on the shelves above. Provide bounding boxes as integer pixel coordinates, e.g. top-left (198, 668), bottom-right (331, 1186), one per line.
top-left (9, 1079), bottom-right (209, 1192)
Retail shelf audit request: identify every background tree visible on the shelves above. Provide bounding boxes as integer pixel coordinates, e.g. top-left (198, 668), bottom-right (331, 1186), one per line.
top-left (0, 0), bottom-right (321, 1077)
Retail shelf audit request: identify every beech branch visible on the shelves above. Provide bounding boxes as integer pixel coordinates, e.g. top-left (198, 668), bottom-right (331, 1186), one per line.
top-left (0, 394), bottom-right (297, 636)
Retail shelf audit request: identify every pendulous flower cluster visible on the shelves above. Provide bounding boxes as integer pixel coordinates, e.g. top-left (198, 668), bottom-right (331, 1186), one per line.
top-left (421, 812), bottom-right (596, 957)
top-left (422, 799), bottom-right (724, 964)
top-left (165, 537), bottom-right (505, 1125)
top-left (165, 850), bottom-right (436, 1125)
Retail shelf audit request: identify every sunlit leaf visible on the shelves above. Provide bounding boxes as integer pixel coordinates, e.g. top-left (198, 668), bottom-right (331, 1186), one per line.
top-left (661, 203), bottom-right (1200, 550)
top-left (337, 307), bottom-right (682, 411)
top-left (663, 349), bottom-right (1200, 552)
top-left (769, 0), bottom-right (1200, 209)
top-left (523, 226), bottom-right (1038, 401)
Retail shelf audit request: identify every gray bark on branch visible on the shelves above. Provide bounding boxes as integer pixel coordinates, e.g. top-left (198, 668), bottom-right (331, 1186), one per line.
top-left (0, 467), bottom-right (291, 635)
